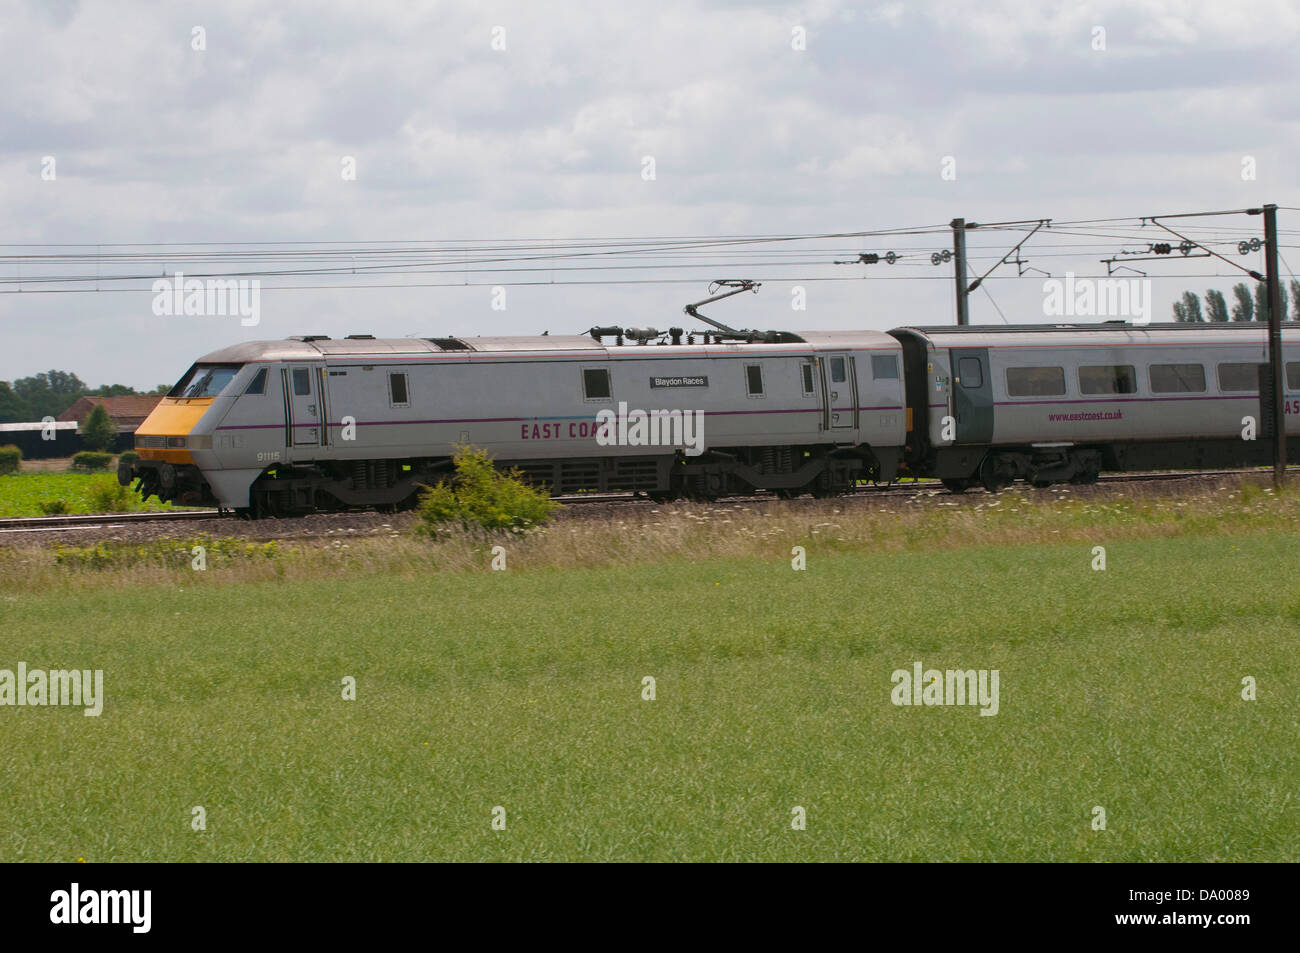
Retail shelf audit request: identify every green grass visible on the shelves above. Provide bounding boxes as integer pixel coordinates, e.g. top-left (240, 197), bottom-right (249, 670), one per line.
top-left (0, 471), bottom-right (191, 517)
top-left (1, 529), bottom-right (1297, 861)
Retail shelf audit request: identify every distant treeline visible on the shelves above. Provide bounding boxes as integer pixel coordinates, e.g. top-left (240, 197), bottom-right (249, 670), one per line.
top-left (1172, 280), bottom-right (1300, 323)
top-left (0, 370), bottom-right (169, 424)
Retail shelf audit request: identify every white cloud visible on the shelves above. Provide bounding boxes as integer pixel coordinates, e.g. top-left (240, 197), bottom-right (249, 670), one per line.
top-left (0, 0), bottom-right (1296, 385)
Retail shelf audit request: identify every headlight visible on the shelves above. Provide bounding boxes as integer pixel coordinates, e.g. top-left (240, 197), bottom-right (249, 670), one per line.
top-left (137, 434), bottom-right (211, 450)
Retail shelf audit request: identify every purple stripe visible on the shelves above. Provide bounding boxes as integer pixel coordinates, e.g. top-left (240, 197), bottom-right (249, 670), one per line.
top-left (993, 394), bottom-right (1260, 407)
top-left (218, 405), bottom-right (905, 431)
top-left (306, 347), bottom-right (899, 363)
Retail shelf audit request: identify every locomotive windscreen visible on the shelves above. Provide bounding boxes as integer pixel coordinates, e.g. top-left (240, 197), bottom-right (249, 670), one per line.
top-left (168, 363), bottom-right (242, 399)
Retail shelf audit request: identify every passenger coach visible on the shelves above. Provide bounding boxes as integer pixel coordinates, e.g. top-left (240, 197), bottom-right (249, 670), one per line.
top-left (891, 323), bottom-right (1300, 492)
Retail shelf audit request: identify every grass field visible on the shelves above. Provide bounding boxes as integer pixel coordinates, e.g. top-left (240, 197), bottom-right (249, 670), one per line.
top-left (1, 504), bottom-right (1297, 861)
top-left (0, 470), bottom-right (189, 517)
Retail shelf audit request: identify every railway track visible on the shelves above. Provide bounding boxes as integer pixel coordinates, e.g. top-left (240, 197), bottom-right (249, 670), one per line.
top-left (554, 466), bottom-right (1299, 505)
top-left (0, 509), bottom-right (219, 534)
top-left (1, 466), bottom-right (1292, 536)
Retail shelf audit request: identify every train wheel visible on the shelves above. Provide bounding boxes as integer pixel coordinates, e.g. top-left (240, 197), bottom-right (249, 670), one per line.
top-left (941, 478), bottom-right (971, 494)
top-left (688, 472), bottom-right (729, 502)
top-left (808, 469), bottom-right (849, 498)
top-left (978, 455), bottom-right (1011, 494)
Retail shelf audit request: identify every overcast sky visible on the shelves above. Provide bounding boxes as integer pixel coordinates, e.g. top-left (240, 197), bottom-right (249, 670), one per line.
top-left (3, 0), bottom-right (1298, 389)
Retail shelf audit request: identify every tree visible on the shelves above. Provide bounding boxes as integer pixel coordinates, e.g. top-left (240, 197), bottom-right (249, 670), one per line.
top-left (0, 371), bottom-right (159, 424)
top-left (1205, 288), bottom-right (1230, 323)
top-left (80, 403), bottom-right (117, 452)
top-left (1231, 283), bottom-right (1254, 322)
top-left (1291, 279), bottom-right (1300, 319)
top-left (1250, 280), bottom-right (1288, 323)
top-left (0, 382), bottom-right (29, 423)
top-left (13, 370), bottom-right (87, 420)
top-left (1172, 300), bottom-right (1187, 322)
top-left (1180, 291), bottom-right (1203, 323)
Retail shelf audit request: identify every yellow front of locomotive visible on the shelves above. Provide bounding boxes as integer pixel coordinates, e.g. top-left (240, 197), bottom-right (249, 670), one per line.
top-left (120, 364), bottom-right (235, 507)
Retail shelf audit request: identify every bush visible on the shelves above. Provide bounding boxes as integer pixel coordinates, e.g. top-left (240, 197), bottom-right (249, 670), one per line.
top-left (54, 534), bottom-right (280, 570)
top-left (0, 445), bottom-right (20, 475)
top-left (39, 499), bottom-right (69, 515)
top-left (72, 451), bottom-right (113, 471)
top-left (118, 450), bottom-right (140, 466)
top-left (415, 444), bottom-right (559, 536)
top-left (89, 481), bottom-right (132, 513)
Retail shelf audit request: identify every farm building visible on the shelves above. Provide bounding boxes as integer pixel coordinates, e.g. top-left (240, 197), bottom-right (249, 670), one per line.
top-left (0, 421), bottom-right (81, 459)
top-left (58, 395), bottom-right (162, 434)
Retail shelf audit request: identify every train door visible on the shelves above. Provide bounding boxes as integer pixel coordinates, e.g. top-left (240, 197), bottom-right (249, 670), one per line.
top-left (283, 365), bottom-right (325, 447)
top-left (950, 347), bottom-right (994, 444)
top-left (820, 353), bottom-right (858, 432)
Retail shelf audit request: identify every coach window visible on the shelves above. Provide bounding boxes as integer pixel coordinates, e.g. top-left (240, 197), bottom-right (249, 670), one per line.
top-left (292, 367), bottom-right (311, 397)
top-left (1217, 363), bottom-right (1260, 393)
top-left (388, 372), bottom-right (410, 407)
top-left (1287, 362), bottom-right (1300, 390)
top-left (1006, 366), bottom-right (1066, 398)
top-left (1148, 363), bottom-right (1205, 394)
top-left (957, 357), bottom-right (982, 389)
top-left (801, 362), bottom-right (815, 395)
top-left (829, 357), bottom-right (847, 384)
top-left (1079, 365), bottom-right (1137, 395)
top-left (244, 367), bottom-right (268, 395)
top-left (583, 367), bottom-right (611, 401)
top-left (745, 364), bottom-right (765, 398)
top-left (872, 355), bottom-right (899, 380)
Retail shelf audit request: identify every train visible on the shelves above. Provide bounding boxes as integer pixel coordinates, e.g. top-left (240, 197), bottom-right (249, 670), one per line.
top-left (120, 322), bottom-right (1300, 516)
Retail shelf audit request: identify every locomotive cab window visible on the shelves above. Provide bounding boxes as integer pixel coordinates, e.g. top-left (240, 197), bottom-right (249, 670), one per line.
top-left (292, 368), bottom-right (312, 397)
top-left (829, 357), bottom-right (847, 384)
top-left (169, 364), bottom-right (242, 399)
top-left (872, 355), bottom-right (899, 380)
top-left (1079, 364), bottom-right (1137, 395)
top-left (745, 364), bottom-right (765, 398)
top-left (1149, 363), bottom-right (1205, 393)
top-left (1289, 362), bottom-right (1300, 390)
top-left (388, 372), bottom-right (410, 407)
top-left (1006, 366), bottom-right (1066, 397)
top-left (801, 363), bottom-right (815, 395)
top-left (582, 367), bottom-right (611, 401)
top-left (1218, 363), bottom-right (1260, 393)
top-left (957, 357), bottom-right (982, 389)
top-left (243, 367), bottom-right (268, 396)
